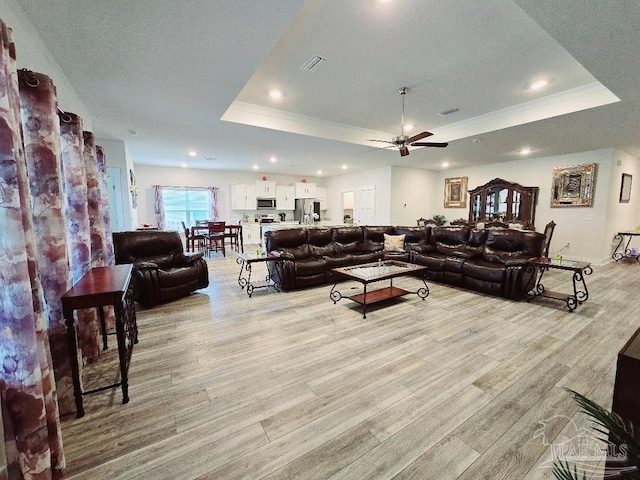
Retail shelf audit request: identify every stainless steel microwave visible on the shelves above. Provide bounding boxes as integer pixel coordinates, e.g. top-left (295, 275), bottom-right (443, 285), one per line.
top-left (257, 198), bottom-right (276, 209)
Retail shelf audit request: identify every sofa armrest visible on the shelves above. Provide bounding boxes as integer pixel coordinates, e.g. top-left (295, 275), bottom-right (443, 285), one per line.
top-left (504, 256), bottom-right (534, 267)
top-left (174, 252), bottom-right (204, 266)
top-left (135, 261), bottom-right (159, 269)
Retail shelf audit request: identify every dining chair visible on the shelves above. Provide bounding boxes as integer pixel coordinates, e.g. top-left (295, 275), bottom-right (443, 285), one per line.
top-left (183, 221), bottom-right (206, 253)
top-left (207, 221), bottom-right (226, 257)
top-left (224, 224), bottom-right (240, 252)
top-left (542, 220), bottom-right (556, 258)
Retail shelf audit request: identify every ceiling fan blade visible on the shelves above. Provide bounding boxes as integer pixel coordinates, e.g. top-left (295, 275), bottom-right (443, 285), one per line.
top-left (363, 144), bottom-right (396, 154)
top-left (406, 131), bottom-right (433, 143)
top-left (367, 139), bottom-right (394, 144)
top-left (399, 146), bottom-right (410, 156)
top-left (411, 142), bottom-right (449, 148)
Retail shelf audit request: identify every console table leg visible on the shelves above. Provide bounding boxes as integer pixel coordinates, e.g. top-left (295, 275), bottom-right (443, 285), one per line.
top-left (114, 303), bottom-right (129, 405)
top-left (64, 313), bottom-right (85, 418)
top-left (98, 306), bottom-right (108, 350)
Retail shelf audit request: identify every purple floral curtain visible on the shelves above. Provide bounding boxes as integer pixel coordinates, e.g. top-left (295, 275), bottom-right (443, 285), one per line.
top-left (59, 113), bottom-right (101, 364)
top-left (96, 145), bottom-right (115, 265)
top-left (18, 69), bottom-right (76, 417)
top-left (209, 186), bottom-right (219, 220)
top-left (0, 20), bottom-right (65, 479)
top-left (153, 184), bottom-right (165, 229)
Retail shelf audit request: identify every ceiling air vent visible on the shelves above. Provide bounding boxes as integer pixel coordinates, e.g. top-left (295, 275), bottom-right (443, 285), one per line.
top-left (301, 55), bottom-right (328, 73)
top-left (439, 107), bottom-right (460, 116)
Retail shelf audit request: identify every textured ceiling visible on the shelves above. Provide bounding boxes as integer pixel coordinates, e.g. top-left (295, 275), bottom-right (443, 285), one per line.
top-left (17, 0), bottom-right (640, 176)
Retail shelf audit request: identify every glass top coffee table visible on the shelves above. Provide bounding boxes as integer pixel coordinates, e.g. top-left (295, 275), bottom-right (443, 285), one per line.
top-left (330, 260), bottom-right (429, 318)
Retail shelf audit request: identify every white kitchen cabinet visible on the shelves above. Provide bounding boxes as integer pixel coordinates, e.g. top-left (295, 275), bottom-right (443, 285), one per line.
top-left (316, 187), bottom-right (328, 210)
top-left (242, 223), bottom-right (261, 246)
top-left (295, 182), bottom-right (317, 199)
top-left (276, 185), bottom-right (295, 210)
top-left (231, 184), bottom-right (256, 210)
top-left (255, 180), bottom-right (276, 198)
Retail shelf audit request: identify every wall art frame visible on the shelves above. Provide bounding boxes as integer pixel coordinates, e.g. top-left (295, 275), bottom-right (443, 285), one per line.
top-left (444, 176), bottom-right (468, 208)
top-left (550, 163), bottom-right (596, 207)
top-left (620, 173), bottom-right (632, 203)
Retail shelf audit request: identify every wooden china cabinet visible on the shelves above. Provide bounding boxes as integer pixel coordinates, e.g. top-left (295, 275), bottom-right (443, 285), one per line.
top-left (468, 178), bottom-right (538, 228)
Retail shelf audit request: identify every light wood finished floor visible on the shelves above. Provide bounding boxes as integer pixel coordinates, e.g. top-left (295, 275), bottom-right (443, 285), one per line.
top-left (61, 255), bottom-right (640, 479)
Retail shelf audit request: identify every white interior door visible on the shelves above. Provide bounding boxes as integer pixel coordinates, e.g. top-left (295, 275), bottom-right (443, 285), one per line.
top-left (106, 167), bottom-right (125, 232)
top-left (356, 186), bottom-right (375, 226)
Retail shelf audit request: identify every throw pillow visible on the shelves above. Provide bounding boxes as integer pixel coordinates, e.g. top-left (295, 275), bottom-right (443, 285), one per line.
top-left (384, 233), bottom-right (405, 252)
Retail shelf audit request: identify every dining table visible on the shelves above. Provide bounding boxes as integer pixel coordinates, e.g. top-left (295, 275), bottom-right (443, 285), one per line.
top-left (189, 224), bottom-right (243, 253)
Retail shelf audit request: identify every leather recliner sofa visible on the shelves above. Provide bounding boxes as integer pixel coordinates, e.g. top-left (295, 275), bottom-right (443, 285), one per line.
top-left (113, 230), bottom-right (209, 307)
top-left (264, 225), bottom-right (544, 300)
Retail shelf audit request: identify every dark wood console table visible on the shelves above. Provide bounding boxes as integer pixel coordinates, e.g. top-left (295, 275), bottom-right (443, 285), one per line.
top-left (61, 264), bottom-right (137, 417)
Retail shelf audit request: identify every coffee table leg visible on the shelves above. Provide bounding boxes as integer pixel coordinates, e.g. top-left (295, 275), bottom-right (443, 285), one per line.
top-left (362, 284), bottom-right (367, 319)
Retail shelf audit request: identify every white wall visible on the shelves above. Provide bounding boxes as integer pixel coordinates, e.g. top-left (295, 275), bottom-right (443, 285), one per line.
top-left (327, 166), bottom-right (392, 225)
top-left (435, 149), bottom-right (616, 264)
top-left (603, 149), bottom-right (640, 256)
top-left (0, 0), bottom-right (91, 128)
top-left (133, 165), bottom-right (324, 227)
top-left (390, 167), bottom-right (439, 226)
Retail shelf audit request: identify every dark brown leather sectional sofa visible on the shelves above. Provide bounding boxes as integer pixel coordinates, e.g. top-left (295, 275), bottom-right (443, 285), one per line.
top-left (264, 225), bottom-right (545, 300)
top-left (113, 230), bottom-right (209, 307)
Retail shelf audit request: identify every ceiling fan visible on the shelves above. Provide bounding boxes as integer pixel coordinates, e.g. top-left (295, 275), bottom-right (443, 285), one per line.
top-left (368, 87), bottom-right (448, 157)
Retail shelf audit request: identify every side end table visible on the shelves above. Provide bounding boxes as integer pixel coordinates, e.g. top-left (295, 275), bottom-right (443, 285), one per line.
top-left (527, 257), bottom-right (593, 312)
top-left (236, 252), bottom-right (281, 297)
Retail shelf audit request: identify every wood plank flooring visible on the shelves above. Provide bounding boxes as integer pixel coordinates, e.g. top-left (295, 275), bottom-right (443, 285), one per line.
top-left (60, 255), bottom-right (640, 479)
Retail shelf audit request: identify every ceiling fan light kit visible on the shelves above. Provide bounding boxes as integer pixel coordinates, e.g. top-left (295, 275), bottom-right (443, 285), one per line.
top-left (368, 87), bottom-right (449, 157)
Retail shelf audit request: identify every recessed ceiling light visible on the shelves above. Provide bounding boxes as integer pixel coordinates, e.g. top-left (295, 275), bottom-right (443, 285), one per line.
top-left (342, 164), bottom-right (348, 170)
top-left (529, 80), bottom-right (547, 90)
top-left (181, 163), bottom-right (188, 168)
top-left (520, 148), bottom-right (531, 155)
top-left (442, 162), bottom-right (449, 168)
top-left (188, 150), bottom-right (197, 157)
top-left (128, 130), bottom-right (138, 136)
top-left (252, 164), bottom-right (259, 170)
top-left (269, 89), bottom-right (282, 100)
top-left (316, 170), bottom-right (322, 175)
top-left (270, 156), bottom-right (277, 163)
top-left (405, 124), bottom-right (414, 131)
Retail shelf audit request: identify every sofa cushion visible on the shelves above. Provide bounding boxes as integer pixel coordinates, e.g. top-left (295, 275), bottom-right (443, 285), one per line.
top-left (323, 253), bottom-right (354, 269)
top-left (351, 252), bottom-right (382, 264)
top-left (462, 259), bottom-right (506, 282)
top-left (412, 252), bottom-right (446, 271)
top-left (265, 228), bottom-right (308, 252)
top-left (394, 226), bottom-right (431, 253)
top-left (294, 257), bottom-right (329, 276)
top-left (281, 244), bottom-right (310, 259)
top-left (157, 266), bottom-right (202, 288)
top-left (384, 233), bottom-right (406, 252)
top-left (308, 228), bottom-right (335, 256)
top-left (336, 241), bottom-right (358, 254)
top-left (357, 240), bottom-right (384, 253)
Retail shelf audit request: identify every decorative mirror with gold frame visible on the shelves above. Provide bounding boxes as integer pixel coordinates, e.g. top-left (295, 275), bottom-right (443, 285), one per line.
top-left (551, 163), bottom-right (596, 207)
top-left (444, 176), bottom-right (468, 208)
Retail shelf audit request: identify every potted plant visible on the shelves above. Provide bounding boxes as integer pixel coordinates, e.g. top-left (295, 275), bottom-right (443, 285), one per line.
top-left (552, 389), bottom-right (640, 479)
top-left (432, 214), bottom-right (447, 226)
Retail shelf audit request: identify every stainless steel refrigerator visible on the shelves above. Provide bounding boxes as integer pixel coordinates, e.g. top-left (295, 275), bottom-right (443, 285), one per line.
top-left (294, 199), bottom-right (320, 224)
